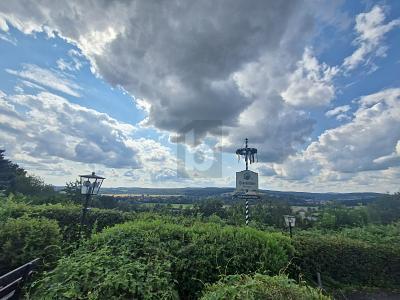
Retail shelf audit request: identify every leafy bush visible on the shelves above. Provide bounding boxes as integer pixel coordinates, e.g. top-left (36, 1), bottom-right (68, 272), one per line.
top-left (293, 234), bottom-right (400, 288)
top-left (28, 204), bottom-right (135, 242)
top-left (200, 274), bottom-right (330, 300)
top-left (0, 199), bottom-right (135, 242)
top-left (31, 247), bottom-right (178, 299)
top-left (0, 216), bottom-right (62, 273)
top-left (339, 222), bottom-right (400, 245)
top-left (32, 219), bottom-right (293, 299)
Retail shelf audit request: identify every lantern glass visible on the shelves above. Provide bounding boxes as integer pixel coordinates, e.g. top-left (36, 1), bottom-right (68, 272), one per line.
top-left (80, 179), bottom-right (91, 194)
top-left (284, 215), bottom-right (296, 227)
top-left (79, 172), bottom-right (105, 195)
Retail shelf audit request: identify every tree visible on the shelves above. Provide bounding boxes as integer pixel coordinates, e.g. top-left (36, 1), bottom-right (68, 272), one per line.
top-left (63, 180), bottom-right (82, 204)
top-left (195, 199), bottom-right (226, 218)
top-left (12, 174), bottom-right (55, 197)
top-left (0, 149), bottom-right (25, 192)
top-left (0, 149), bottom-right (58, 201)
top-left (250, 198), bottom-right (291, 227)
top-left (314, 204), bottom-right (370, 230)
top-left (367, 193), bottom-right (400, 224)
top-left (318, 212), bottom-right (337, 229)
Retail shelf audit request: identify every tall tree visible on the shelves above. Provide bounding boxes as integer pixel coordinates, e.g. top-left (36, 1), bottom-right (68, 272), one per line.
top-left (0, 149), bottom-right (56, 198)
top-left (0, 149), bottom-right (26, 192)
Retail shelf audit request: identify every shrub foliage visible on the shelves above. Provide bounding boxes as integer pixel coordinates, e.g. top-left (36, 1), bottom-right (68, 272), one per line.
top-left (0, 216), bottom-right (62, 273)
top-left (293, 234), bottom-right (400, 288)
top-left (0, 199), bottom-right (135, 242)
top-left (31, 247), bottom-right (178, 299)
top-left (32, 219), bottom-right (293, 299)
top-left (200, 274), bottom-right (330, 300)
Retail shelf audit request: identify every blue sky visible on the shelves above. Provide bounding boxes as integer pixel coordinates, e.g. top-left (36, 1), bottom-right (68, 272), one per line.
top-left (0, 1), bottom-right (399, 192)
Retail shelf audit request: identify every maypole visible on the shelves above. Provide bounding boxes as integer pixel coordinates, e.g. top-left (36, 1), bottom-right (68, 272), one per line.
top-left (235, 138), bottom-right (259, 225)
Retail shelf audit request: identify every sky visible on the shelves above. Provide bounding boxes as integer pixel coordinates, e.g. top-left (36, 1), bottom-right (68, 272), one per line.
top-left (0, 1), bottom-right (399, 192)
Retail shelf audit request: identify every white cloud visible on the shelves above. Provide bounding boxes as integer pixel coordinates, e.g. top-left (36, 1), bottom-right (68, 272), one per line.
top-left (56, 49), bottom-right (84, 72)
top-left (325, 104), bottom-right (351, 121)
top-left (56, 58), bottom-right (79, 72)
top-left (1, 91), bottom-right (141, 168)
top-left (0, 89), bottom-right (181, 185)
top-left (135, 98), bottom-right (151, 113)
top-left (274, 88), bottom-right (400, 184)
top-left (14, 80), bottom-right (46, 93)
top-left (343, 5), bottom-right (400, 71)
top-left (272, 157), bottom-right (319, 180)
top-left (282, 48), bottom-right (338, 107)
top-left (373, 140), bottom-right (400, 168)
top-left (0, 15), bottom-right (8, 31)
top-left (0, 32), bottom-right (16, 45)
top-left (6, 64), bottom-right (82, 97)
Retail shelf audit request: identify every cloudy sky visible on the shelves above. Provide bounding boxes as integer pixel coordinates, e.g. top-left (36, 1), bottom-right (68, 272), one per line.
top-left (0, 1), bottom-right (399, 192)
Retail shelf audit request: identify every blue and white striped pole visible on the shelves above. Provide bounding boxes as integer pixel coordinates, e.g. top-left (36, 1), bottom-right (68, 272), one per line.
top-left (245, 199), bottom-right (249, 225)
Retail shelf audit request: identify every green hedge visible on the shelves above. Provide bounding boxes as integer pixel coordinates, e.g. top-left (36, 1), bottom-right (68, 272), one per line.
top-left (200, 274), bottom-right (331, 300)
top-left (339, 222), bottom-right (400, 245)
top-left (32, 219), bottom-right (293, 299)
top-left (0, 217), bottom-right (62, 273)
top-left (293, 235), bottom-right (400, 288)
top-left (0, 201), bottom-right (135, 242)
top-left (31, 247), bottom-right (178, 299)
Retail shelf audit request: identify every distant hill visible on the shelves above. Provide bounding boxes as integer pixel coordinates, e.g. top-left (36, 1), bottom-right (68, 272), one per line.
top-left (98, 186), bottom-right (384, 203)
top-left (262, 190), bottom-right (383, 201)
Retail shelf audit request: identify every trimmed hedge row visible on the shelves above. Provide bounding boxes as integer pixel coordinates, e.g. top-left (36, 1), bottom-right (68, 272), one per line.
top-left (31, 219), bottom-right (293, 299)
top-left (0, 217), bottom-right (62, 273)
top-left (0, 202), bottom-right (135, 242)
top-left (200, 274), bottom-right (330, 300)
top-left (293, 235), bottom-right (400, 288)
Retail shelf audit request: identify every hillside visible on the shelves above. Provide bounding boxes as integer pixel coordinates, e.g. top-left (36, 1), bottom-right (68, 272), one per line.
top-left (97, 186), bottom-right (383, 203)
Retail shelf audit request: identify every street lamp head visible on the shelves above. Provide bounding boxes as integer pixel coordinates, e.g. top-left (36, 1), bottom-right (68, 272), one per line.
top-left (283, 215), bottom-right (296, 227)
top-left (79, 172), bottom-right (105, 195)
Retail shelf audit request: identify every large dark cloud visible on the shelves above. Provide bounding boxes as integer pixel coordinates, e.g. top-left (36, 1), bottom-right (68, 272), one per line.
top-left (0, 0), bottom-right (325, 163)
top-left (93, 0), bottom-right (313, 143)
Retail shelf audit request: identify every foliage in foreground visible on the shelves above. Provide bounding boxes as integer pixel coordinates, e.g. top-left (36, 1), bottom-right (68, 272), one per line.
top-left (0, 196), bottom-right (135, 242)
top-left (293, 234), bottom-right (400, 288)
top-left (0, 216), bottom-right (62, 273)
top-left (30, 247), bottom-right (178, 300)
top-left (200, 274), bottom-right (330, 300)
top-left (31, 219), bottom-right (293, 299)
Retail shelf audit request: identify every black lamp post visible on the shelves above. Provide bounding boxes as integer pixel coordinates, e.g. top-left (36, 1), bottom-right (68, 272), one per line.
top-left (284, 215), bottom-right (296, 238)
top-left (77, 172), bottom-right (105, 243)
